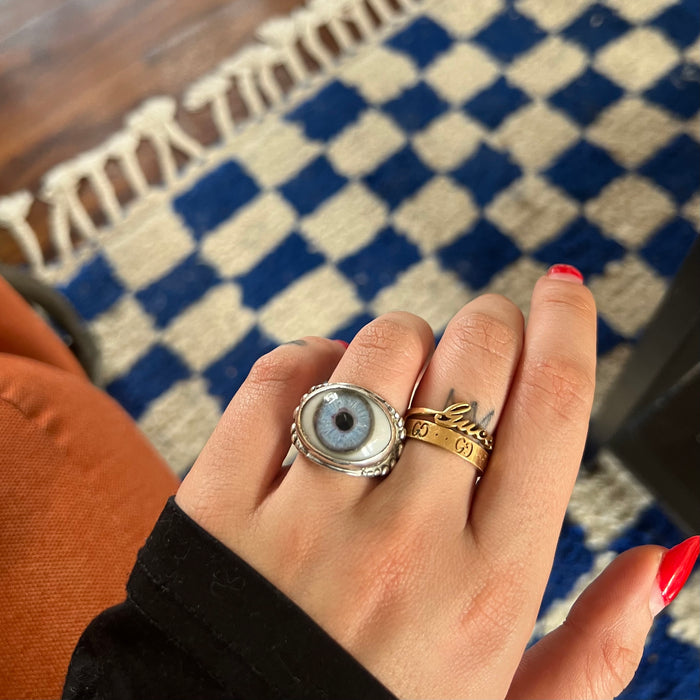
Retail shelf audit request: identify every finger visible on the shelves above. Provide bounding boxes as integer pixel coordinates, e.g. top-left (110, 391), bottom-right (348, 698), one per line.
top-left (176, 337), bottom-right (346, 529)
top-left (281, 312), bottom-right (435, 508)
top-left (387, 294), bottom-right (523, 524)
top-left (507, 540), bottom-right (699, 700)
top-left (471, 272), bottom-right (596, 577)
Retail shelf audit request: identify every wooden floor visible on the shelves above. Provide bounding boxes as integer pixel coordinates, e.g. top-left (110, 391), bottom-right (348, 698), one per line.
top-left (0, 0), bottom-right (302, 265)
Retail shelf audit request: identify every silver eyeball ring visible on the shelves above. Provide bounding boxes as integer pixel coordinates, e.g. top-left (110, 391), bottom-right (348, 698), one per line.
top-left (291, 382), bottom-right (406, 477)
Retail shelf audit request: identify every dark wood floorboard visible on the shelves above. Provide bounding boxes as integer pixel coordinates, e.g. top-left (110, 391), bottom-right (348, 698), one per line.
top-left (0, 0), bottom-right (302, 264)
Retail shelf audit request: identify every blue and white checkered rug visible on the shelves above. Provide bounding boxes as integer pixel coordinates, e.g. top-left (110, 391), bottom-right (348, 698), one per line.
top-left (5, 0), bottom-right (698, 695)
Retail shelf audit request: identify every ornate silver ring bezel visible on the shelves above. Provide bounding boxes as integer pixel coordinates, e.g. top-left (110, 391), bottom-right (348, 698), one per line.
top-left (291, 382), bottom-right (405, 477)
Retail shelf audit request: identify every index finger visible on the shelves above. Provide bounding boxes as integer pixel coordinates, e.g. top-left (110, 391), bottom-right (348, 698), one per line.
top-left (469, 270), bottom-right (597, 579)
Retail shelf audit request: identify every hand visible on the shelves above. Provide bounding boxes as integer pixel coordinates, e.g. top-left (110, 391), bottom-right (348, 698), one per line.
top-left (176, 271), bottom-right (689, 699)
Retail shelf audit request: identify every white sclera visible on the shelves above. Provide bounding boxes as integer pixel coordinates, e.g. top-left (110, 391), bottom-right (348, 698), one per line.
top-left (299, 389), bottom-right (392, 463)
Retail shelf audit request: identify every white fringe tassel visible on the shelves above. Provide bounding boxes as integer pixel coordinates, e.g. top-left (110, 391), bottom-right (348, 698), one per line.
top-left (0, 191), bottom-right (44, 274)
top-left (0, 0), bottom-right (419, 274)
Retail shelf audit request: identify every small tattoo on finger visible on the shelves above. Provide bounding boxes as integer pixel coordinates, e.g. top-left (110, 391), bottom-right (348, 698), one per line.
top-left (480, 410), bottom-right (494, 429)
top-left (470, 401), bottom-right (494, 428)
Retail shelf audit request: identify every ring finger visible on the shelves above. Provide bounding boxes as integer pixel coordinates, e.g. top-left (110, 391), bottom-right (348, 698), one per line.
top-left (385, 294), bottom-right (524, 525)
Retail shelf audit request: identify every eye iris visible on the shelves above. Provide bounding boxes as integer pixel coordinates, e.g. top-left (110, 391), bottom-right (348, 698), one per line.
top-left (314, 391), bottom-right (372, 453)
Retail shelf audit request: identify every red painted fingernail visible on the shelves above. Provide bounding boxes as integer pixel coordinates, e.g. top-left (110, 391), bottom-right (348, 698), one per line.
top-left (334, 339), bottom-right (349, 348)
top-left (651, 535), bottom-right (700, 615)
top-left (547, 264), bottom-right (584, 284)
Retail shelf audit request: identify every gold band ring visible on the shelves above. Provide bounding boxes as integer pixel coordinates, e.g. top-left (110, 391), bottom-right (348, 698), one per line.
top-left (404, 402), bottom-right (494, 452)
top-left (404, 417), bottom-right (490, 473)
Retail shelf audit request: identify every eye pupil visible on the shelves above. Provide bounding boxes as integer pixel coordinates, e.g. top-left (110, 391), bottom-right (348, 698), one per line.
top-left (335, 411), bottom-right (354, 431)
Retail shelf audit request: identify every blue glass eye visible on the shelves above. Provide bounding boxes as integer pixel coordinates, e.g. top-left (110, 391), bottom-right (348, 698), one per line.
top-left (293, 383), bottom-right (404, 476)
top-left (314, 391), bottom-right (373, 452)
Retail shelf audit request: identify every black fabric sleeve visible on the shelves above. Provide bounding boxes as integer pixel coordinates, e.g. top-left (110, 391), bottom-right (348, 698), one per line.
top-left (63, 497), bottom-right (397, 700)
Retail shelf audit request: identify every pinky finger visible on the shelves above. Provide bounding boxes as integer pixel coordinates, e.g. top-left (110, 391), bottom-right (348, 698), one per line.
top-left (507, 538), bottom-right (699, 700)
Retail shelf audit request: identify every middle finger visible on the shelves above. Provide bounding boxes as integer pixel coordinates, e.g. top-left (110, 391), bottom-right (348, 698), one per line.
top-left (281, 311), bottom-right (435, 509)
top-left (385, 294), bottom-right (524, 525)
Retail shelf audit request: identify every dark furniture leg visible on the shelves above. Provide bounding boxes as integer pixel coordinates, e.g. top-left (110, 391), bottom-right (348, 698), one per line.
top-left (588, 238), bottom-right (700, 534)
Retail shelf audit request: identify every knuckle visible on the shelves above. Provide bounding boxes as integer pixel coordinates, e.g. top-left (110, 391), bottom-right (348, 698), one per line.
top-left (457, 539), bottom-right (530, 654)
top-left (520, 353), bottom-right (595, 422)
top-left (446, 308), bottom-right (521, 364)
top-left (348, 313), bottom-right (429, 376)
top-left (562, 612), bottom-right (643, 698)
top-left (588, 629), bottom-right (643, 697)
top-left (348, 515), bottom-right (432, 622)
top-left (459, 573), bottom-right (526, 660)
top-left (246, 348), bottom-right (300, 395)
top-left (363, 518), bottom-right (424, 587)
top-left (259, 513), bottom-right (326, 591)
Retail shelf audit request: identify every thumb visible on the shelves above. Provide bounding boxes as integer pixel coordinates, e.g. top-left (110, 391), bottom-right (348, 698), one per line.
top-left (508, 536), bottom-right (700, 700)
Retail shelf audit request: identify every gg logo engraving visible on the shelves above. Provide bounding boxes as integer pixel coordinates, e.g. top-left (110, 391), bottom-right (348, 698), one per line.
top-left (454, 436), bottom-right (474, 457)
top-left (411, 420), bottom-right (430, 438)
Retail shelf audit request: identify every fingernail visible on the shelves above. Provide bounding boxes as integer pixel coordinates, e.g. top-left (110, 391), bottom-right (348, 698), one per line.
top-left (650, 535), bottom-right (700, 616)
top-left (334, 339), bottom-right (349, 348)
top-left (547, 264), bottom-right (584, 284)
